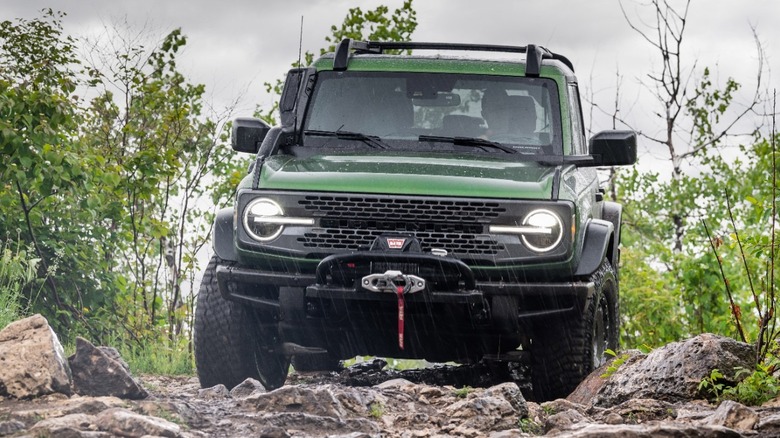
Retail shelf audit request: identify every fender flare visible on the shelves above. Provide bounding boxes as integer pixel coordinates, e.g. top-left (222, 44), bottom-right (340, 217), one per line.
top-left (574, 218), bottom-right (614, 277)
top-left (212, 207), bottom-right (238, 262)
top-left (601, 201), bottom-right (623, 275)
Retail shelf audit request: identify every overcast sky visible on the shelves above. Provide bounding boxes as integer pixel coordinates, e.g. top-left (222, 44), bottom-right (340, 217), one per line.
top-left (3, 0), bottom-right (779, 155)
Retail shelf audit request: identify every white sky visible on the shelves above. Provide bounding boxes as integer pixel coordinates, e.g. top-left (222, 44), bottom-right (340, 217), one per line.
top-left (3, 0), bottom-right (779, 159)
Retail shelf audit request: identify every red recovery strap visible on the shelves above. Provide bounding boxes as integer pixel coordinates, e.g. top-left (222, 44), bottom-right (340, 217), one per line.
top-left (396, 285), bottom-right (405, 350)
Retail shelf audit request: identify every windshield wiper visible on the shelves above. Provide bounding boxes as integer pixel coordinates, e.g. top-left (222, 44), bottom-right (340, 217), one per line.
top-left (305, 129), bottom-right (388, 149)
top-left (418, 135), bottom-right (518, 154)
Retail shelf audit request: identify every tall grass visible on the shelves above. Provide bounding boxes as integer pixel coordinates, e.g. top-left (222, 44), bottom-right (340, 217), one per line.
top-left (0, 238), bottom-right (39, 330)
top-left (118, 340), bottom-right (195, 376)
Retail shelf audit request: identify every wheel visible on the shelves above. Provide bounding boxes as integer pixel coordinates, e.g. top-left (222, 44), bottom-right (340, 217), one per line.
top-left (194, 256), bottom-right (290, 390)
top-left (530, 260), bottom-right (619, 401)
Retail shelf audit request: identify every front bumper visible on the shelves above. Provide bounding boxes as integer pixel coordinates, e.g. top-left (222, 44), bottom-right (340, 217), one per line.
top-left (216, 253), bottom-right (594, 319)
top-left (215, 251), bottom-right (594, 361)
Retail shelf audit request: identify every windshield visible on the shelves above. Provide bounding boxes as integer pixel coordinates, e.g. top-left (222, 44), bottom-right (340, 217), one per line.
top-left (303, 71), bottom-right (562, 156)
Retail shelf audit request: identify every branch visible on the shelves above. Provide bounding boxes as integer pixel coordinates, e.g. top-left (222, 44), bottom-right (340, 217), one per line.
top-left (701, 219), bottom-right (748, 343)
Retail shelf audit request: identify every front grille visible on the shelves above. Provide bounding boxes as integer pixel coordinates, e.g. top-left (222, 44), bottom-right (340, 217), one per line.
top-left (296, 195), bottom-right (506, 256)
top-left (298, 195), bottom-right (505, 222)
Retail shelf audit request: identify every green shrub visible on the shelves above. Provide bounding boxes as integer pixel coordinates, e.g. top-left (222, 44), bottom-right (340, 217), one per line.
top-left (0, 238), bottom-right (39, 330)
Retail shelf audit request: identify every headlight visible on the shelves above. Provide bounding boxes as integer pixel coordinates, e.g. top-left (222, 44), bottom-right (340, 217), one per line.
top-left (520, 209), bottom-right (563, 252)
top-left (243, 198), bottom-right (314, 242)
top-left (488, 208), bottom-right (564, 253)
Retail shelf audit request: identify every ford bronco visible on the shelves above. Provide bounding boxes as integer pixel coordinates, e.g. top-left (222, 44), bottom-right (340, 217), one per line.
top-left (193, 39), bottom-right (637, 401)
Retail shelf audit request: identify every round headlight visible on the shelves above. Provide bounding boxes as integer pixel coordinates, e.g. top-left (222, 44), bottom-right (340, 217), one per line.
top-left (244, 198), bottom-right (284, 241)
top-left (521, 209), bottom-right (563, 252)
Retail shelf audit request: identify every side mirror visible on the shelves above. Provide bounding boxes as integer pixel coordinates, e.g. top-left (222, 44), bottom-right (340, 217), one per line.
top-left (588, 130), bottom-right (637, 166)
top-left (231, 117), bottom-right (271, 154)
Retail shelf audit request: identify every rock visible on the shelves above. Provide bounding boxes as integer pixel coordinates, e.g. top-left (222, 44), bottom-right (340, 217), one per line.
top-left (374, 378), bottom-right (415, 390)
top-left (442, 389), bottom-right (519, 431)
top-left (1, 314), bottom-right (778, 437)
top-left (589, 334), bottom-right (754, 407)
top-left (95, 407), bottom-right (182, 438)
top-left (242, 385), bottom-right (350, 419)
top-left (0, 419), bottom-right (25, 436)
top-left (98, 346), bottom-right (130, 371)
top-left (701, 400), bottom-right (759, 432)
top-left (595, 398), bottom-right (677, 424)
top-left (68, 337), bottom-right (148, 399)
top-left (229, 378), bottom-right (265, 398)
top-left (559, 423), bottom-right (744, 437)
top-left (483, 382), bottom-right (529, 417)
top-left (254, 412), bottom-right (380, 436)
top-left (758, 412), bottom-right (780, 436)
top-left (0, 314), bottom-right (72, 399)
top-left (258, 425), bottom-right (291, 438)
top-left (544, 409), bottom-right (589, 434)
top-left (29, 413), bottom-right (98, 437)
top-left (197, 384), bottom-right (229, 399)
top-left (10, 396), bottom-right (126, 424)
top-left (567, 350), bottom-right (644, 405)
top-left (542, 398), bottom-right (588, 416)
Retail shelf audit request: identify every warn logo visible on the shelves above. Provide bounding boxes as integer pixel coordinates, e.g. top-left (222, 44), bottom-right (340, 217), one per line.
top-left (386, 238), bottom-right (406, 249)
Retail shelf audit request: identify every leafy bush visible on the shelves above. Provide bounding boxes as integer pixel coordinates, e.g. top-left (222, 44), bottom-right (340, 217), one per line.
top-left (699, 361), bottom-right (780, 406)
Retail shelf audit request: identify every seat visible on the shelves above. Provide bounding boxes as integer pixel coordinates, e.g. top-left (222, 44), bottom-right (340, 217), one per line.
top-left (504, 95), bottom-right (538, 137)
top-left (441, 115), bottom-right (485, 137)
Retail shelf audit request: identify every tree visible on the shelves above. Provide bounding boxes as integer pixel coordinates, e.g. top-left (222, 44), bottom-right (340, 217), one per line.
top-left (0, 2), bottom-right (420, 361)
top-left (79, 25), bottom-right (239, 353)
top-left (0, 10), bottom-right (119, 336)
top-left (590, 0), bottom-right (767, 347)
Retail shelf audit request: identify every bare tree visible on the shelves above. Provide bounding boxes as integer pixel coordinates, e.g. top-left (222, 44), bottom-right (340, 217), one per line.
top-left (609, 0), bottom-right (764, 251)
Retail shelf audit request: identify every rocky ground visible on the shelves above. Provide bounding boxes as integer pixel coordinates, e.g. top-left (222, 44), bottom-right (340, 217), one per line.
top-left (3, 314), bottom-right (780, 437)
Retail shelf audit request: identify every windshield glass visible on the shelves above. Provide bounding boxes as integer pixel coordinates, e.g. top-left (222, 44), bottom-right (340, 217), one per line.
top-left (303, 71), bottom-right (562, 156)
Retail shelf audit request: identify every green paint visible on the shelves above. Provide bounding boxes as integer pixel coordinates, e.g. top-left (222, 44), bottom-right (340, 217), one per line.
top-left (258, 152), bottom-right (556, 199)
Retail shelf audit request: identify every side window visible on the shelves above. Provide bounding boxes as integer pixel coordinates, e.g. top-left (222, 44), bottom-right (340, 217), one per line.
top-left (568, 84), bottom-right (586, 155)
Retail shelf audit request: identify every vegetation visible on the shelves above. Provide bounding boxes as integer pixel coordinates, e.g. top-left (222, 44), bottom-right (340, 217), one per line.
top-left (368, 402), bottom-right (385, 419)
top-left (0, 3), bottom-right (417, 375)
top-left (518, 417), bottom-right (543, 435)
top-left (0, 237), bottom-right (42, 329)
top-left (452, 386), bottom-right (473, 398)
top-left (600, 349), bottom-right (632, 379)
top-left (608, 0), bottom-right (773, 351)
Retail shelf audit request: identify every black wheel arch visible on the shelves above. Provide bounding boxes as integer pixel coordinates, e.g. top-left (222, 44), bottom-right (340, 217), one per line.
top-left (601, 201), bottom-right (623, 276)
top-left (574, 201), bottom-right (622, 278)
top-left (213, 207), bottom-right (239, 262)
top-left (574, 218), bottom-right (613, 277)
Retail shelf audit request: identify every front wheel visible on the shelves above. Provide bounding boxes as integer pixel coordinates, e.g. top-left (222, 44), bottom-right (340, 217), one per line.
top-left (530, 260), bottom-right (619, 401)
top-left (194, 256), bottom-right (290, 390)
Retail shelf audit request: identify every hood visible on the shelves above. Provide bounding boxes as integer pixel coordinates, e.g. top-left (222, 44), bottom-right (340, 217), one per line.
top-left (258, 152), bottom-right (556, 200)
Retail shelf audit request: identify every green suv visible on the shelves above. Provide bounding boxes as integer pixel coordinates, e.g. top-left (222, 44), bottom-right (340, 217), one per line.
top-left (193, 40), bottom-right (637, 401)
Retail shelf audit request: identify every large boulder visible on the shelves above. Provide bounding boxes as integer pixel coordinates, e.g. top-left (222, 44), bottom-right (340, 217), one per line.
top-left (68, 337), bottom-right (148, 399)
top-left (0, 314), bottom-right (72, 398)
top-left (569, 333), bottom-right (754, 407)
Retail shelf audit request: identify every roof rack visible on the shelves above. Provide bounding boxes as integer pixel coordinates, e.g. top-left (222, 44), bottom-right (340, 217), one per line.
top-left (332, 39), bottom-right (574, 77)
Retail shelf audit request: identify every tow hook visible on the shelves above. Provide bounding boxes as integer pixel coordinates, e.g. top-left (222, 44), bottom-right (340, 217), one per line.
top-left (360, 270), bottom-right (425, 351)
top-left (361, 270), bottom-right (426, 294)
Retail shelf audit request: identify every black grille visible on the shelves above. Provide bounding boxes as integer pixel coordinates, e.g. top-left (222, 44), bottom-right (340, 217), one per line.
top-left (298, 195), bottom-right (505, 222)
top-left (295, 195), bottom-right (506, 255)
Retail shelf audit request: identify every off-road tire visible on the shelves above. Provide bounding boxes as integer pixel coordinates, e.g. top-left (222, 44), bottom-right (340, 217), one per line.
top-left (194, 256), bottom-right (290, 390)
top-left (530, 260), bottom-right (619, 401)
